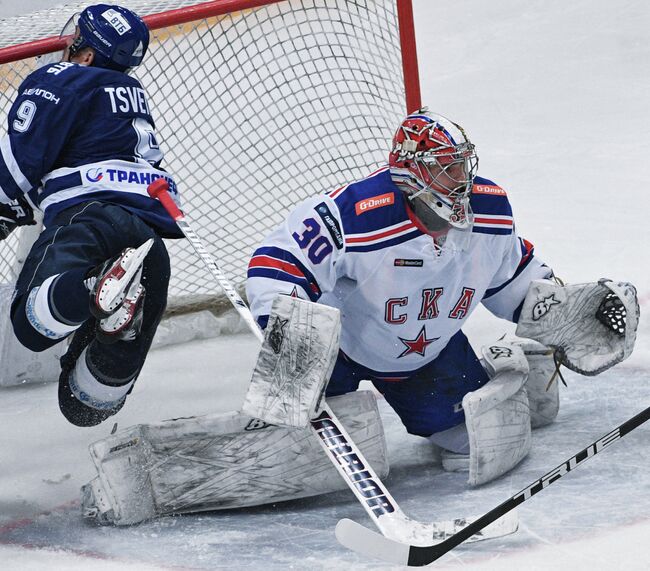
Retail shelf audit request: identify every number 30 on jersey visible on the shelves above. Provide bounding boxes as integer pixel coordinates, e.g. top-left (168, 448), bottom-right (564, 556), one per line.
top-left (292, 218), bottom-right (333, 264)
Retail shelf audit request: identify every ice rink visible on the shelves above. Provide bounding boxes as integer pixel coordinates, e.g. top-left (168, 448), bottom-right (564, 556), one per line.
top-left (1, 0), bottom-right (649, 569)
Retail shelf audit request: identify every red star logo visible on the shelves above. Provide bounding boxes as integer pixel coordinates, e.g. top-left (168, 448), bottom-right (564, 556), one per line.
top-left (397, 325), bottom-right (438, 358)
top-left (281, 286), bottom-right (300, 298)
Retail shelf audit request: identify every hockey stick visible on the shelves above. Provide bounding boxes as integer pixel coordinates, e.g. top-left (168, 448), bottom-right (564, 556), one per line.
top-left (335, 404), bottom-right (650, 566)
top-left (147, 179), bottom-right (517, 546)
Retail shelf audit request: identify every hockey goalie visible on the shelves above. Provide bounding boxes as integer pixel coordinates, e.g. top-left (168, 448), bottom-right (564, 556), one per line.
top-left (82, 108), bottom-right (638, 524)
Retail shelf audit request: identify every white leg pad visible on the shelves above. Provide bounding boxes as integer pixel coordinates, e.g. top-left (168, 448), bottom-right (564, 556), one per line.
top-left (81, 390), bottom-right (386, 525)
top-left (521, 338), bottom-right (560, 428)
top-left (497, 333), bottom-right (560, 428)
top-left (242, 295), bottom-right (341, 428)
top-left (462, 341), bottom-right (531, 486)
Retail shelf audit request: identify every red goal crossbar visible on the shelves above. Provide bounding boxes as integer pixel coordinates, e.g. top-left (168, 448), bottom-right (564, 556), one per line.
top-left (0, 0), bottom-right (421, 112)
top-left (0, 0), bottom-right (422, 321)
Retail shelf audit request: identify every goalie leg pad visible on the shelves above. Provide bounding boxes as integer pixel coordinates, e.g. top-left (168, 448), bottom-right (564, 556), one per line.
top-left (521, 338), bottom-right (559, 428)
top-left (462, 341), bottom-right (531, 486)
top-left (495, 333), bottom-right (560, 428)
top-left (81, 390), bottom-right (386, 525)
top-left (242, 295), bottom-right (341, 428)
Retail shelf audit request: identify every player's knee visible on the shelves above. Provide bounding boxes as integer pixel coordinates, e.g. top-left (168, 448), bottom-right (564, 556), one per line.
top-left (10, 290), bottom-right (69, 352)
top-left (482, 334), bottom-right (560, 428)
top-left (144, 236), bottom-right (171, 284)
top-left (518, 338), bottom-right (560, 427)
top-left (435, 338), bottom-right (532, 486)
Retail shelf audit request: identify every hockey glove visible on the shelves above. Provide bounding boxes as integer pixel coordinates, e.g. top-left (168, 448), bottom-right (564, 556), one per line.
top-left (0, 196), bottom-right (36, 240)
top-left (516, 278), bottom-right (639, 376)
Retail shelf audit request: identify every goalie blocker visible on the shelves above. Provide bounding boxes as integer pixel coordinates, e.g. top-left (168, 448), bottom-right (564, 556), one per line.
top-left (242, 294), bottom-right (341, 428)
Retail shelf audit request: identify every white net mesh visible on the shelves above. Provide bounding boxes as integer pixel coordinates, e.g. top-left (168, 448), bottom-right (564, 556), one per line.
top-left (0, 0), bottom-right (408, 313)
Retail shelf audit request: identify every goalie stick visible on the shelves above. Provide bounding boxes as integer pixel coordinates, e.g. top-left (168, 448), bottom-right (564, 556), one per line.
top-left (147, 179), bottom-right (518, 547)
top-left (335, 404), bottom-right (650, 566)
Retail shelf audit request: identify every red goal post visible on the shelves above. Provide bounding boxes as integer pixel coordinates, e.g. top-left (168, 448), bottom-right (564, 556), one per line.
top-left (0, 0), bottom-right (421, 316)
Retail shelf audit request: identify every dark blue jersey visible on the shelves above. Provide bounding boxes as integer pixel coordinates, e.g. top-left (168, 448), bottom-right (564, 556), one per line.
top-left (0, 61), bottom-right (181, 237)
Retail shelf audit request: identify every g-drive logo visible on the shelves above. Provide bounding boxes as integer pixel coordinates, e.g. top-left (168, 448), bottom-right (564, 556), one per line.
top-left (355, 192), bottom-right (394, 215)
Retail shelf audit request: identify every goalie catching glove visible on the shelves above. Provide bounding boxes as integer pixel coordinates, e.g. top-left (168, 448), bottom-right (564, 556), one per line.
top-left (0, 196), bottom-right (36, 240)
top-left (516, 278), bottom-right (639, 376)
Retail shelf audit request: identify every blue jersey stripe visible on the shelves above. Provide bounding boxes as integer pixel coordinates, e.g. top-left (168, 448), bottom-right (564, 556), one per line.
top-left (472, 225), bottom-right (512, 236)
top-left (250, 246), bottom-right (321, 299)
top-left (38, 172), bottom-right (83, 204)
top-left (483, 252), bottom-right (535, 299)
top-left (247, 268), bottom-right (320, 301)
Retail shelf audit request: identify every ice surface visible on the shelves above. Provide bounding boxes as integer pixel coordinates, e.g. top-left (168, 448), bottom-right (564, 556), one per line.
top-left (1, 335), bottom-right (649, 570)
top-left (1, 0), bottom-right (649, 569)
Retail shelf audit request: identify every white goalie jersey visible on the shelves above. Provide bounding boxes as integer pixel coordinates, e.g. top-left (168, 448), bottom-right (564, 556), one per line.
top-left (246, 167), bottom-right (552, 375)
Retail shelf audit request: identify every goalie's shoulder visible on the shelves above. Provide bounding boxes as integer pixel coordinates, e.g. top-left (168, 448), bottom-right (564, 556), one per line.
top-left (470, 176), bottom-right (514, 235)
top-left (325, 166), bottom-right (418, 251)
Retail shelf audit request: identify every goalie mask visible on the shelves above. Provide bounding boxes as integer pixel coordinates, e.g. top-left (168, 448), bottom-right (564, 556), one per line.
top-left (389, 109), bottom-right (479, 231)
top-left (65, 4), bottom-right (149, 72)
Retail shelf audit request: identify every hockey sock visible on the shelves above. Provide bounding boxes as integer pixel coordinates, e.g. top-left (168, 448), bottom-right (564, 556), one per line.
top-left (48, 267), bottom-right (94, 324)
top-left (59, 347), bottom-right (135, 427)
top-left (17, 270), bottom-right (90, 350)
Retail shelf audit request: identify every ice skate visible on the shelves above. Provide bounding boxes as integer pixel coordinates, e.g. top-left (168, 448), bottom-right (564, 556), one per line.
top-left (88, 239), bottom-right (153, 319)
top-left (96, 272), bottom-right (146, 343)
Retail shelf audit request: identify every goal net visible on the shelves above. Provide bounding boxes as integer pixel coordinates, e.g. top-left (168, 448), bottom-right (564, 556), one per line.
top-left (0, 0), bottom-right (420, 382)
top-left (1, 0), bottom-right (421, 306)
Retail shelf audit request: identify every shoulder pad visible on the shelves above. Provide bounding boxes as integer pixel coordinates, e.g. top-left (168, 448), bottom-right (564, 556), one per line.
top-left (327, 167), bottom-right (412, 237)
top-left (471, 176), bottom-right (514, 235)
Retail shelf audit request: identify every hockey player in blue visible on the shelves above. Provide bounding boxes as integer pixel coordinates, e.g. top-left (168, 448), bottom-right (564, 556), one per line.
top-left (0, 5), bottom-right (182, 427)
top-left (247, 108), bottom-right (560, 484)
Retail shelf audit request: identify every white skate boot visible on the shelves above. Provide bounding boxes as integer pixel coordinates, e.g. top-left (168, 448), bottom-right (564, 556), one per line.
top-left (87, 239), bottom-right (152, 342)
top-left (96, 270), bottom-right (146, 343)
top-left (88, 239), bottom-right (153, 318)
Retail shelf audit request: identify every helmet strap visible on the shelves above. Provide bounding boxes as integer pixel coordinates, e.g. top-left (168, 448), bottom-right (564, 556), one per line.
top-left (66, 35), bottom-right (85, 61)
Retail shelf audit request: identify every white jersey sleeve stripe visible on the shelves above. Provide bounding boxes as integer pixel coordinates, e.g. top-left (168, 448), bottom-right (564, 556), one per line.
top-left (473, 215), bottom-right (514, 229)
top-left (1, 135), bottom-right (32, 194)
top-left (345, 220), bottom-right (417, 245)
top-left (0, 182), bottom-right (11, 203)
